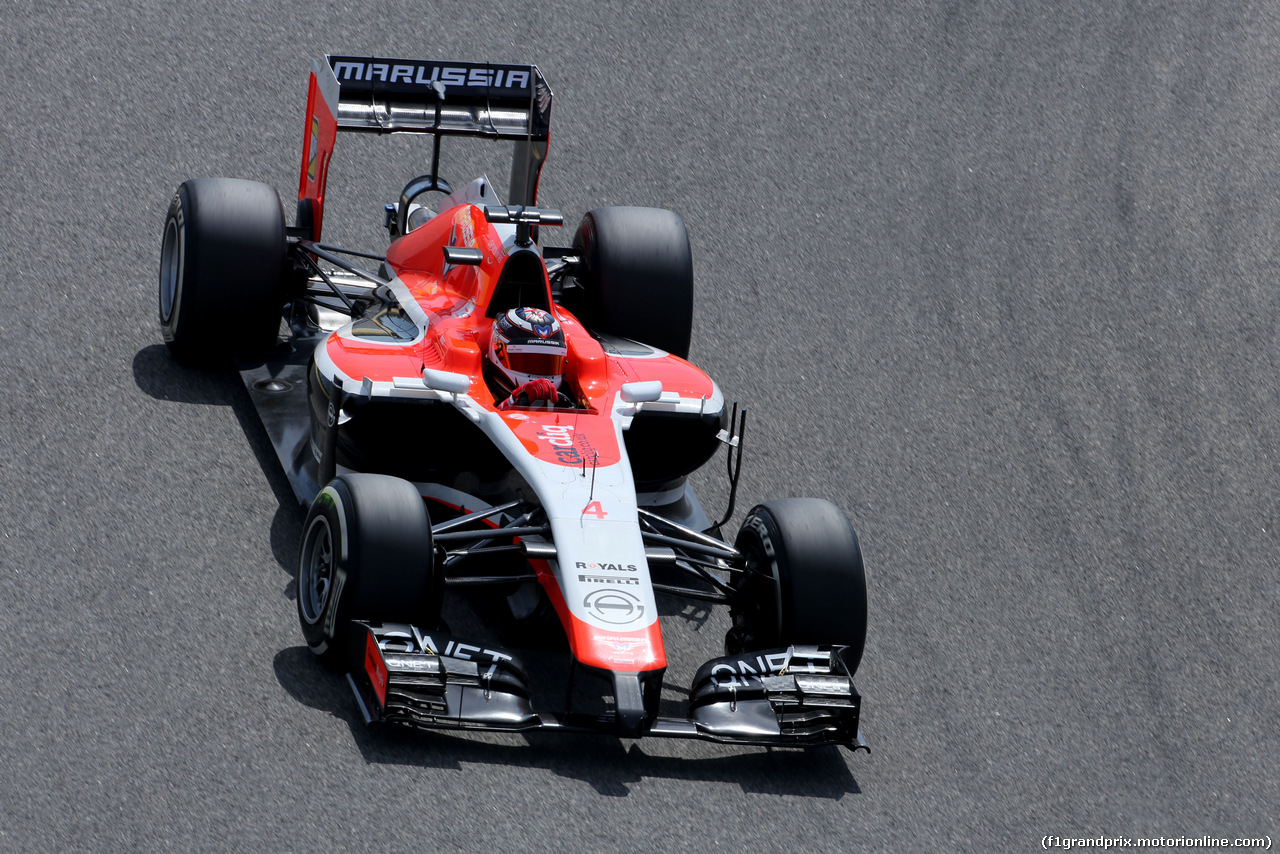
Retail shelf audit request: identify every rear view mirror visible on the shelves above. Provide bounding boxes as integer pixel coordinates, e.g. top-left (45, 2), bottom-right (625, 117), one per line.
top-left (423, 368), bottom-right (471, 394)
top-left (620, 381), bottom-right (663, 403)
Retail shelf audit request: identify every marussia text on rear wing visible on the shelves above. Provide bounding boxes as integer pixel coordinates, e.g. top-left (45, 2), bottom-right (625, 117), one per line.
top-left (326, 56), bottom-right (552, 138)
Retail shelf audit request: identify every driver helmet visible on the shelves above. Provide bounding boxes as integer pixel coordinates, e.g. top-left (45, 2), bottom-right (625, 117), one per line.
top-left (489, 307), bottom-right (567, 390)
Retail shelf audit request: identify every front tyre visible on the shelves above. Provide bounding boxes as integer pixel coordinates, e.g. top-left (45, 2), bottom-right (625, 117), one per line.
top-left (159, 178), bottom-right (287, 366)
top-left (728, 499), bottom-right (868, 672)
top-left (297, 474), bottom-right (441, 671)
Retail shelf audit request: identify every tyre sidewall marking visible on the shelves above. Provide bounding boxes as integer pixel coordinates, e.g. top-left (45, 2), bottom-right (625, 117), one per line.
top-left (323, 568), bottom-right (347, 642)
top-left (317, 484), bottom-right (349, 563)
top-left (160, 194), bottom-right (186, 337)
top-left (747, 512), bottom-right (785, 641)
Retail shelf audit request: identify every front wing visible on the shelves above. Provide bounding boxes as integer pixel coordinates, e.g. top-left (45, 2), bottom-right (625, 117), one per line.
top-left (348, 623), bottom-right (869, 752)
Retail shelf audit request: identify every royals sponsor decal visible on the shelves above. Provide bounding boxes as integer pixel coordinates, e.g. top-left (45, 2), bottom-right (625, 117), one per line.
top-left (574, 560), bottom-right (638, 572)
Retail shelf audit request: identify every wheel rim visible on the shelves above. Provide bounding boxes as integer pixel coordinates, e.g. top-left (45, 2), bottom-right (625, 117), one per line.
top-left (159, 217), bottom-right (181, 323)
top-left (729, 533), bottom-right (783, 651)
top-left (298, 515), bottom-right (334, 624)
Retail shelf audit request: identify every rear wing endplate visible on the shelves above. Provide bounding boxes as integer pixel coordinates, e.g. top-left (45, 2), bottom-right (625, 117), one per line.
top-left (299, 56), bottom-right (553, 238)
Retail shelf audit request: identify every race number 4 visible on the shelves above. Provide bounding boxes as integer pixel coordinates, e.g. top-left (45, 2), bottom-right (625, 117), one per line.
top-left (582, 501), bottom-right (607, 519)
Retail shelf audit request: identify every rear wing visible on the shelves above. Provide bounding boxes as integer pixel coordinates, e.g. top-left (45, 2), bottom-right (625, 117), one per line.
top-left (298, 56), bottom-right (553, 238)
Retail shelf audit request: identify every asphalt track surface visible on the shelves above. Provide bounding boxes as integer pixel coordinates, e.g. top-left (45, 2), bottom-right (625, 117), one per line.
top-left (2, 2), bottom-right (1277, 851)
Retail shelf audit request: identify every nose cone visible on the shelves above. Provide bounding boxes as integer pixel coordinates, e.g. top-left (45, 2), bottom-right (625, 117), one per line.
top-left (612, 670), bottom-right (664, 738)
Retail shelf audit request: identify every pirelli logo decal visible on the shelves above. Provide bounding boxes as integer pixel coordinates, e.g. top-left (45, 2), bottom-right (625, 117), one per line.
top-left (579, 574), bottom-right (639, 586)
top-left (329, 58), bottom-right (532, 91)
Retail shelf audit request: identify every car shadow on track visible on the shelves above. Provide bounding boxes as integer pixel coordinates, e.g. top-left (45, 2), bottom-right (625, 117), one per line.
top-left (272, 644), bottom-right (863, 799)
top-left (132, 343), bottom-right (307, 578)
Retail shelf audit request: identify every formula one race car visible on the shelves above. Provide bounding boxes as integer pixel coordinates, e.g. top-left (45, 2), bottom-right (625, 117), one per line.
top-left (157, 56), bottom-right (869, 751)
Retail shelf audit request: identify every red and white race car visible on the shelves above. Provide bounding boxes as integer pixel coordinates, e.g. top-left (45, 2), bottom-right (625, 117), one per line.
top-left (158, 55), bottom-right (869, 750)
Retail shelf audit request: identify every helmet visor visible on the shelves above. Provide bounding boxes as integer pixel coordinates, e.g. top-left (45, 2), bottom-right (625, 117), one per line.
top-left (505, 351), bottom-right (565, 377)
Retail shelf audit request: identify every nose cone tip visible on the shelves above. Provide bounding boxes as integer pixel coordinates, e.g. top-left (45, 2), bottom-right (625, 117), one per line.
top-left (612, 670), bottom-right (662, 738)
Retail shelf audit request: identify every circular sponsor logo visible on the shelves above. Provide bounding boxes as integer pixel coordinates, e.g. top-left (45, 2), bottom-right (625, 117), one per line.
top-left (582, 589), bottom-right (644, 625)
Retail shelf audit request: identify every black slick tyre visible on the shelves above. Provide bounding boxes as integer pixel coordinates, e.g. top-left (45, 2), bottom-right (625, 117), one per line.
top-left (158, 178), bottom-right (287, 366)
top-left (296, 474), bottom-right (441, 671)
top-left (729, 498), bottom-right (868, 672)
top-left (570, 206), bottom-right (694, 358)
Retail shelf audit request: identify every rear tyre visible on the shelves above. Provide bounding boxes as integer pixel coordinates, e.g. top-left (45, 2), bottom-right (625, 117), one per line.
top-left (159, 178), bottom-right (287, 366)
top-left (570, 206), bottom-right (693, 358)
top-left (728, 499), bottom-right (868, 672)
top-left (296, 474), bottom-right (442, 671)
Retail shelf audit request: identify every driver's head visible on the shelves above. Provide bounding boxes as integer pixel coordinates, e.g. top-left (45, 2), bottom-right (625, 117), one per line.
top-left (489, 307), bottom-right (567, 390)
